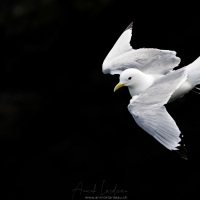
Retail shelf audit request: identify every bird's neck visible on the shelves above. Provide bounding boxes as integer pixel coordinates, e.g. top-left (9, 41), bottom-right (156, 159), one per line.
top-left (128, 73), bottom-right (154, 97)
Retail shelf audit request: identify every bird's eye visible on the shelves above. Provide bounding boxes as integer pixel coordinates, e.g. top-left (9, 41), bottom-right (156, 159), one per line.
top-left (128, 77), bottom-right (132, 80)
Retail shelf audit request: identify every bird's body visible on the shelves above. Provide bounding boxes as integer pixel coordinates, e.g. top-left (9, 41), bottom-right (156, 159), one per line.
top-left (123, 66), bottom-right (195, 103)
top-left (102, 21), bottom-right (200, 159)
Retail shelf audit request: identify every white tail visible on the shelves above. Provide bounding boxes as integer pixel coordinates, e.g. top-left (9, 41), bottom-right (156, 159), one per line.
top-left (186, 56), bottom-right (200, 87)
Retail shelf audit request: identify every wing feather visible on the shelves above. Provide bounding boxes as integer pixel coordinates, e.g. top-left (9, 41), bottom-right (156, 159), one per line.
top-left (103, 22), bottom-right (133, 70)
top-left (128, 70), bottom-right (188, 150)
top-left (102, 22), bottom-right (180, 75)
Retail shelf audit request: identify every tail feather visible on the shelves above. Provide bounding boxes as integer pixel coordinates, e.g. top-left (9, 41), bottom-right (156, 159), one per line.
top-left (186, 56), bottom-right (200, 87)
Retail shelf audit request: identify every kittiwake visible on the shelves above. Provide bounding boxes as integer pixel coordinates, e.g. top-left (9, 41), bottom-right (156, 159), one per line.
top-left (102, 22), bottom-right (200, 160)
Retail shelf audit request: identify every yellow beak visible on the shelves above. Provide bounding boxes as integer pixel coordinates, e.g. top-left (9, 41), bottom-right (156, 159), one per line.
top-left (114, 83), bottom-right (124, 92)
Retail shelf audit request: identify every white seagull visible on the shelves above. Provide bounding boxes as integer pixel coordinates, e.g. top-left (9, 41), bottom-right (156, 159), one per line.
top-left (102, 22), bottom-right (200, 159)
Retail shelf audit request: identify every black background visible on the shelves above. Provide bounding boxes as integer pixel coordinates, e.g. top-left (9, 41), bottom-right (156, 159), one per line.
top-left (1, 1), bottom-right (200, 199)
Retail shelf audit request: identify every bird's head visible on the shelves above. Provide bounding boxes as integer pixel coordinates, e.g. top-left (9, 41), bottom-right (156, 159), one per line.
top-left (114, 68), bottom-right (143, 92)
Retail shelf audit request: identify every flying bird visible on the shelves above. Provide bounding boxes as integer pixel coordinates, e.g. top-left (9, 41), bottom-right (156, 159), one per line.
top-left (102, 22), bottom-right (200, 159)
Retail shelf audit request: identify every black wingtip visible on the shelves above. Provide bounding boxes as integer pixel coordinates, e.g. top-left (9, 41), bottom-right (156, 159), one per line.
top-left (174, 148), bottom-right (188, 160)
top-left (125, 21), bottom-right (133, 31)
top-left (174, 134), bottom-right (188, 160)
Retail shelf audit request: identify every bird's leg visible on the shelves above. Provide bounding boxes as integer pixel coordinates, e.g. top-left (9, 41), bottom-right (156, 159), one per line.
top-left (192, 86), bottom-right (200, 94)
top-left (195, 86), bottom-right (200, 90)
top-left (192, 90), bottom-right (200, 95)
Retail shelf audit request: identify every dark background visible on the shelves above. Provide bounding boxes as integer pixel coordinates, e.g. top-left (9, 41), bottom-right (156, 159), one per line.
top-left (1, 0), bottom-right (200, 199)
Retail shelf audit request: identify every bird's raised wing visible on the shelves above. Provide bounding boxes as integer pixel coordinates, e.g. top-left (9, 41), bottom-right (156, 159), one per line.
top-left (102, 22), bottom-right (181, 75)
top-left (103, 22), bottom-right (133, 66)
top-left (128, 70), bottom-right (187, 151)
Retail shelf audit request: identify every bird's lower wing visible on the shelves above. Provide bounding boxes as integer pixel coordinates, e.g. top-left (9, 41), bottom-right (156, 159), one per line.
top-left (129, 106), bottom-right (181, 150)
top-left (128, 70), bottom-right (188, 151)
